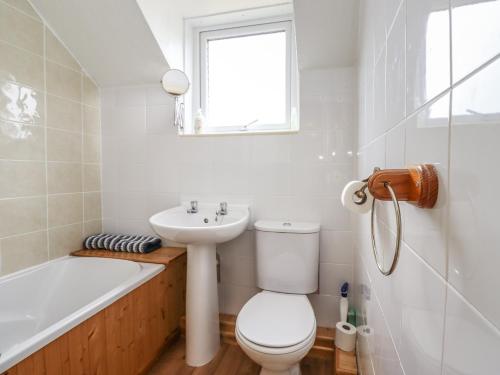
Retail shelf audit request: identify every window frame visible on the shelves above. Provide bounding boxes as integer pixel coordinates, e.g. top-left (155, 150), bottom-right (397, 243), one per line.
top-left (192, 17), bottom-right (298, 134)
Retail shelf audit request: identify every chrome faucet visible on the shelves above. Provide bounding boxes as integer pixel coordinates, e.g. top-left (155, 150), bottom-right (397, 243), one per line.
top-left (215, 202), bottom-right (228, 222)
top-left (187, 200), bottom-right (198, 214)
top-left (219, 202), bottom-right (228, 215)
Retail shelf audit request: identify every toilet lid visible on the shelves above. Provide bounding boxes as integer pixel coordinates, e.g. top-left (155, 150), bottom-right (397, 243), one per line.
top-left (237, 291), bottom-right (316, 348)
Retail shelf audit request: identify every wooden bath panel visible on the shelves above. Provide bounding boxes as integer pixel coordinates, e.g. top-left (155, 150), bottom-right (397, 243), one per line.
top-left (2, 247), bottom-right (187, 375)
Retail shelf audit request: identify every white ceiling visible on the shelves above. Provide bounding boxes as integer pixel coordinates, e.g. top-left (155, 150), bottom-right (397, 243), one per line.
top-left (30, 0), bottom-right (169, 87)
top-left (294, 0), bottom-right (359, 69)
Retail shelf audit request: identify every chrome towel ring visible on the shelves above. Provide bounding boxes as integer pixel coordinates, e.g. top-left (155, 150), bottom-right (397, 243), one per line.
top-left (370, 182), bottom-right (401, 276)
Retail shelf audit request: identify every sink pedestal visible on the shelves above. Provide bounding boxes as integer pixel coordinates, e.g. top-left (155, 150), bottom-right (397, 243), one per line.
top-left (185, 243), bottom-right (220, 366)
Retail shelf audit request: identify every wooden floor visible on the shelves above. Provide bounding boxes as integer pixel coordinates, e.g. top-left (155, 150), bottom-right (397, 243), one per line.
top-left (148, 338), bottom-right (333, 375)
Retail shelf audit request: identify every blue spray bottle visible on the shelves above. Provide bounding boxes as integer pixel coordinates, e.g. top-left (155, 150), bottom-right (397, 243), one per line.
top-left (340, 282), bottom-right (349, 322)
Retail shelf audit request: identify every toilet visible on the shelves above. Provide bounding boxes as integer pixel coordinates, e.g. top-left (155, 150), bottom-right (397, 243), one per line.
top-left (236, 220), bottom-right (320, 375)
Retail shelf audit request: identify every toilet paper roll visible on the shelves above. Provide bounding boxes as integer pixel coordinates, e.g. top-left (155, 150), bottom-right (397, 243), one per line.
top-left (356, 325), bottom-right (373, 339)
top-left (341, 181), bottom-right (373, 214)
top-left (335, 321), bottom-right (357, 352)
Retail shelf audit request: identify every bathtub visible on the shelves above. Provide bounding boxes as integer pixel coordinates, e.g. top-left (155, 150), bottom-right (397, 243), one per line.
top-left (0, 256), bottom-right (164, 373)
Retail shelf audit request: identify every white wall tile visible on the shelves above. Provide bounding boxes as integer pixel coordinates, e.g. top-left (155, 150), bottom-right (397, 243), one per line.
top-left (385, 5), bottom-right (406, 129)
top-left (320, 230), bottom-right (353, 264)
top-left (403, 93), bottom-right (449, 276)
top-left (319, 263), bottom-right (353, 296)
top-left (101, 69), bottom-right (355, 323)
top-left (406, 0), bottom-right (450, 113)
top-left (448, 57), bottom-right (500, 329)
top-left (308, 293), bottom-right (340, 327)
top-left (442, 286), bottom-right (500, 375)
top-left (221, 284), bottom-right (259, 315)
top-left (146, 104), bottom-right (175, 134)
top-left (356, 0), bottom-right (500, 372)
top-left (373, 49), bottom-right (387, 139)
top-left (451, 0), bottom-right (500, 83)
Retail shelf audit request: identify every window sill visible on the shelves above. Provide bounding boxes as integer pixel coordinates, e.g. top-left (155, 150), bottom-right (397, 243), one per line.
top-left (178, 128), bottom-right (299, 137)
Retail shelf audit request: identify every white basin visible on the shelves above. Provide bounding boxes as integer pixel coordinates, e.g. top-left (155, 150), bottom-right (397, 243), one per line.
top-left (149, 203), bottom-right (249, 245)
top-left (149, 203), bottom-right (249, 367)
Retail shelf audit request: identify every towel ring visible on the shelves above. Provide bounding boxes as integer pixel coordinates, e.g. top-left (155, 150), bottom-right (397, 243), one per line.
top-left (370, 181), bottom-right (401, 276)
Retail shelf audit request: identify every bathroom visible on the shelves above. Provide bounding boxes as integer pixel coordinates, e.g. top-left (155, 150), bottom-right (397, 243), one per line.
top-left (0, 0), bottom-right (498, 373)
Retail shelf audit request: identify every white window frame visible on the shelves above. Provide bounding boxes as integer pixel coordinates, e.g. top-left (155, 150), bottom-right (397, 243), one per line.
top-left (190, 16), bottom-right (298, 135)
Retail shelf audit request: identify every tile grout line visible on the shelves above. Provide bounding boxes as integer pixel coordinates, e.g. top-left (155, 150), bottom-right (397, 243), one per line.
top-left (42, 24), bottom-right (50, 262)
top-left (81, 72), bottom-right (85, 241)
top-left (440, 4), bottom-right (453, 373)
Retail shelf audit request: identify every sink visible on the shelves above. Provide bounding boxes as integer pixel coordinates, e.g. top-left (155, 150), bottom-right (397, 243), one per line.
top-left (149, 203), bottom-right (249, 366)
top-left (149, 203), bottom-right (249, 245)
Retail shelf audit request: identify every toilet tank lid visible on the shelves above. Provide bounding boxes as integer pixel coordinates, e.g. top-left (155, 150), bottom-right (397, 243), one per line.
top-left (254, 220), bottom-right (320, 234)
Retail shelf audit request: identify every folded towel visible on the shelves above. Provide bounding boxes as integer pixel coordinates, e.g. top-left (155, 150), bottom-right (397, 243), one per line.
top-left (84, 233), bottom-right (162, 253)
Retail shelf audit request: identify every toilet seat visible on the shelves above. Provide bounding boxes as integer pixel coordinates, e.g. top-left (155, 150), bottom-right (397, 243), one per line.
top-left (236, 291), bottom-right (316, 351)
top-left (236, 324), bottom-right (316, 356)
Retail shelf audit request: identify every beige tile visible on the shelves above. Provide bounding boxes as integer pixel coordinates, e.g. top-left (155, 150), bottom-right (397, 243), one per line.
top-left (1, 230), bottom-right (47, 275)
top-left (83, 163), bottom-right (101, 192)
top-left (46, 61), bottom-right (81, 101)
top-left (0, 120), bottom-right (45, 160)
top-left (82, 74), bottom-right (99, 107)
top-left (47, 128), bottom-right (82, 162)
top-left (0, 197), bottom-right (46, 237)
top-left (0, 80), bottom-right (44, 124)
top-left (83, 133), bottom-right (100, 163)
top-left (48, 223), bottom-right (83, 259)
top-left (2, 0), bottom-right (40, 20)
top-left (84, 219), bottom-right (102, 238)
top-left (83, 105), bottom-right (100, 134)
top-left (0, 160), bottom-right (45, 198)
top-left (0, 2), bottom-right (42, 55)
top-left (84, 192), bottom-right (101, 221)
top-left (46, 94), bottom-right (81, 132)
top-left (47, 162), bottom-right (82, 194)
top-left (45, 28), bottom-right (80, 71)
top-left (48, 193), bottom-right (83, 228)
top-left (0, 41), bottom-right (44, 90)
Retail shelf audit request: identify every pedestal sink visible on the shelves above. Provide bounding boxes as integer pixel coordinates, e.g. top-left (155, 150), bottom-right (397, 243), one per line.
top-left (149, 202), bottom-right (249, 366)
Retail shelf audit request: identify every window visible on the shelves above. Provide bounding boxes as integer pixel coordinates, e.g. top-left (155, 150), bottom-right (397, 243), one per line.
top-left (193, 19), bottom-right (298, 134)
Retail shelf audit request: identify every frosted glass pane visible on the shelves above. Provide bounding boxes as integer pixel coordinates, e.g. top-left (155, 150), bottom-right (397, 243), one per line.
top-left (206, 31), bottom-right (287, 128)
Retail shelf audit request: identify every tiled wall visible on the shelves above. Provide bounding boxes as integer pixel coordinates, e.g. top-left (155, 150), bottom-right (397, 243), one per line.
top-left (0, 0), bottom-right (101, 276)
top-left (355, 0), bottom-right (500, 374)
top-left (101, 67), bottom-right (356, 326)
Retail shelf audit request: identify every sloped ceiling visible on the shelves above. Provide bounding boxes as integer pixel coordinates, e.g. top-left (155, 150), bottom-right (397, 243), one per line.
top-left (294, 0), bottom-right (359, 69)
top-left (137, 0), bottom-right (293, 70)
top-left (30, 0), bottom-right (357, 86)
top-left (30, 0), bottom-right (169, 86)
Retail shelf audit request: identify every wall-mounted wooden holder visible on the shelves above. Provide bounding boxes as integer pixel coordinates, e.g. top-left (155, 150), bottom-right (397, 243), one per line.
top-left (367, 164), bottom-right (438, 208)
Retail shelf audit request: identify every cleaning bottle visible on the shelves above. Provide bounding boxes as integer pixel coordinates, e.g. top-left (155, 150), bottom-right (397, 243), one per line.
top-left (340, 282), bottom-right (349, 322)
top-left (194, 109), bottom-right (204, 134)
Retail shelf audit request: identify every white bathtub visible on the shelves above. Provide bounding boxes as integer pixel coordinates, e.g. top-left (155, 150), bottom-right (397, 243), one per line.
top-left (0, 256), bottom-right (164, 372)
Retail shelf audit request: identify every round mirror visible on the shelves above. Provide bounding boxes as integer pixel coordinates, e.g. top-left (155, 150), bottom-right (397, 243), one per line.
top-left (161, 69), bottom-right (190, 96)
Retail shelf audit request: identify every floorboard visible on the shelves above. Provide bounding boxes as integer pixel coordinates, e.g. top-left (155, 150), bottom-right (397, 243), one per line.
top-left (148, 338), bottom-right (333, 374)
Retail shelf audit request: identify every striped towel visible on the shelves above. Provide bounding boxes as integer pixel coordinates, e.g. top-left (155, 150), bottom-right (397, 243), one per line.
top-left (84, 233), bottom-right (162, 254)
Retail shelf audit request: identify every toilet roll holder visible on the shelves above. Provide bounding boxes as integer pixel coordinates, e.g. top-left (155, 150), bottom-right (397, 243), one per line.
top-left (354, 164), bottom-right (438, 276)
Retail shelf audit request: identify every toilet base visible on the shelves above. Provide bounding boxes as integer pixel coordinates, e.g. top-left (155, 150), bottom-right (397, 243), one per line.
top-left (260, 363), bottom-right (301, 375)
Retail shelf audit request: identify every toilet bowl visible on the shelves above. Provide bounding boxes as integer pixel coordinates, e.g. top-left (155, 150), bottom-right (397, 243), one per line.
top-left (236, 291), bottom-right (317, 375)
top-left (235, 220), bottom-right (320, 374)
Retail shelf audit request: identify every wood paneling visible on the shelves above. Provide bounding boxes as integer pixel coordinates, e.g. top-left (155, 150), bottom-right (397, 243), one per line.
top-left (2, 251), bottom-right (187, 375)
